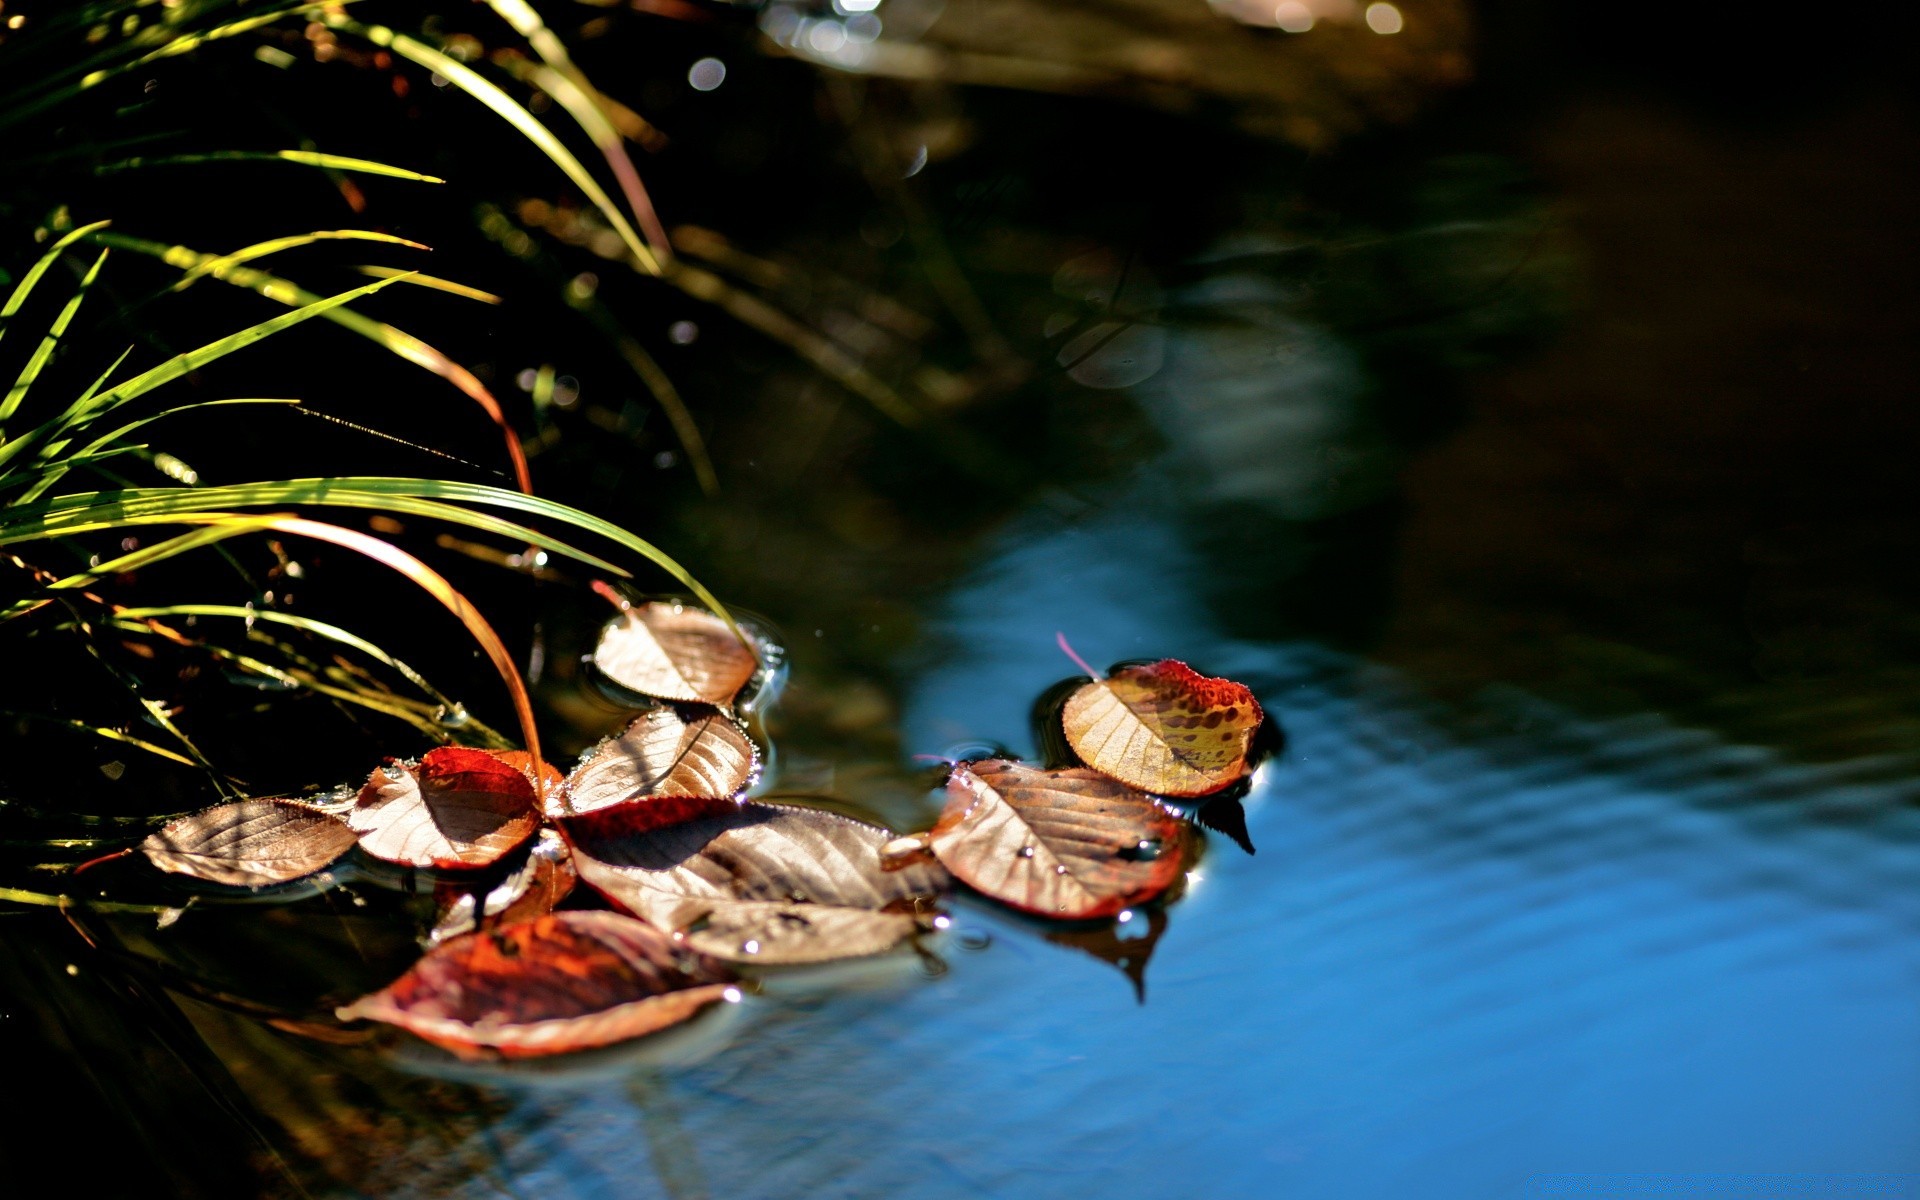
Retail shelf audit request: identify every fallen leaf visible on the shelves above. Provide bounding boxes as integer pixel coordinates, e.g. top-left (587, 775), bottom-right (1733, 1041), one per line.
top-left (491, 749), bottom-right (565, 797)
top-left (348, 746), bottom-right (540, 869)
top-left (140, 799), bottom-right (357, 887)
top-left (564, 798), bottom-right (950, 964)
top-left (337, 910), bottom-right (734, 1059)
top-left (928, 760), bottom-right (1186, 919)
top-left (429, 828), bottom-right (578, 945)
top-left (1061, 660), bottom-right (1262, 797)
top-left (592, 602), bottom-right (757, 708)
top-left (555, 708), bottom-right (757, 818)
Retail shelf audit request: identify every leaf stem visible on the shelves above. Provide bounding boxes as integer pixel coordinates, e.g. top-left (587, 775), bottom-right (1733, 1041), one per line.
top-left (1055, 631), bottom-right (1100, 681)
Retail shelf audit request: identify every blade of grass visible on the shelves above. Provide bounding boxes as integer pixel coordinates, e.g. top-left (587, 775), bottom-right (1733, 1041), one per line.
top-left (1, 247), bottom-right (111, 424)
top-left (333, 16), bottom-right (659, 275)
top-left (3, 514), bottom-right (547, 781)
top-left (169, 230), bottom-right (430, 291)
top-left (93, 230), bottom-right (531, 492)
top-left (113, 604), bottom-right (466, 712)
top-left (2, 476), bottom-right (738, 640)
top-left (95, 150), bottom-right (444, 183)
top-left (352, 267), bottom-right (500, 304)
top-left (0, 273), bottom-right (413, 472)
top-left (0, 710), bottom-right (196, 767)
top-left (2, 494), bottom-right (631, 579)
top-left (0, 220), bottom-right (112, 351)
top-left (5, 398), bottom-right (301, 502)
top-left (70, 273), bottom-right (407, 421)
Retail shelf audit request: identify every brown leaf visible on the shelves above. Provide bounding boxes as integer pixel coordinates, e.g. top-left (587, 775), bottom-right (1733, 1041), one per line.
top-left (1061, 660), bottom-right (1262, 797)
top-left (928, 760), bottom-right (1186, 919)
top-left (554, 708), bottom-right (757, 818)
top-left (337, 910), bottom-right (735, 1059)
top-left (348, 746), bottom-right (540, 869)
top-left (140, 799), bottom-right (357, 887)
top-left (429, 828), bottom-right (578, 945)
top-left (564, 798), bottom-right (950, 964)
top-left (592, 602), bottom-right (757, 708)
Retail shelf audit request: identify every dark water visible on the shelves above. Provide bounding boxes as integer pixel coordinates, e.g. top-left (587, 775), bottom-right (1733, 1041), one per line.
top-left (3, 2), bottom-right (1919, 1197)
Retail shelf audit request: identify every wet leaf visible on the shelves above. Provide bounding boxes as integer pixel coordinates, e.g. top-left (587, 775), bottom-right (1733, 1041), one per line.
top-left (491, 748), bottom-right (565, 797)
top-left (929, 760), bottom-right (1187, 920)
top-left (336, 910), bottom-right (734, 1059)
top-left (140, 799), bottom-right (356, 887)
top-left (348, 746), bottom-right (540, 869)
top-left (554, 708), bottom-right (756, 818)
top-left (429, 828), bottom-right (578, 945)
top-left (1061, 660), bottom-right (1262, 797)
top-left (592, 602), bottom-right (757, 708)
top-left (564, 798), bottom-right (950, 964)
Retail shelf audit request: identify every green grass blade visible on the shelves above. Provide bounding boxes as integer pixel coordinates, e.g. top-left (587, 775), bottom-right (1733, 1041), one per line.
top-left (0, 220), bottom-right (112, 350)
top-left (93, 230), bottom-right (530, 491)
top-left (352, 267), bottom-right (500, 304)
top-left (4, 399), bottom-right (300, 502)
top-left (0, 711), bottom-right (196, 768)
top-left (167, 230), bottom-right (429, 291)
top-left (59, 272), bottom-right (411, 429)
top-left (1, 247), bottom-right (110, 425)
top-left (3, 477), bottom-right (730, 623)
top-left (114, 603), bottom-right (462, 709)
top-left (1, 490), bottom-right (630, 580)
top-left (335, 17), bottom-right (659, 275)
top-left (95, 150), bottom-right (444, 183)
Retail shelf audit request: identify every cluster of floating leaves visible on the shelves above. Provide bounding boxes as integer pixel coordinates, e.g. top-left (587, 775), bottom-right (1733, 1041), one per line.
top-left (134, 599), bottom-right (1265, 1061)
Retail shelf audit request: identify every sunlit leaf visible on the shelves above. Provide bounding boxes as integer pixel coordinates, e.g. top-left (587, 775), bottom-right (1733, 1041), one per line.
top-left (927, 760), bottom-right (1187, 920)
top-left (1061, 659), bottom-right (1263, 797)
top-left (430, 828), bottom-right (577, 945)
top-left (565, 798), bottom-right (950, 964)
top-left (348, 746), bottom-right (540, 869)
top-left (140, 799), bottom-right (356, 888)
top-left (593, 601), bottom-right (758, 709)
top-left (336, 910), bottom-right (735, 1059)
top-left (556, 708), bottom-right (757, 818)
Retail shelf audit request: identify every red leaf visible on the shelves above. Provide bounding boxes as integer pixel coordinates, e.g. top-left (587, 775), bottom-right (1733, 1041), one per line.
top-left (564, 799), bottom-right (950, 964)
top-left (928, 759), bottom-right (1186, 919)
top-left (554, 708), bottom-right (757, 818)
top-left (429, 828), bottom-right (578, 945)
top-left (1061, 659), bottom-right (1263, 797)
top-left (592, 602), bottom-right (757, 708)
top-left (336, 910), bottom-right (735, 1059)
top-left (348, 746), bottom-right (540, 869)
top-left (140, 799), bottom-right (357, 887)
top-left (491, 749), bottom-right (565, 797)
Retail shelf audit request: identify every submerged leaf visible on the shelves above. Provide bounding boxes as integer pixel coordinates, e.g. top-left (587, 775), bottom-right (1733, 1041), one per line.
top-left (593, 603), bottom-right (757, 708)
top-left (929, 760), bottom-right (1187, 920)
top-left (430, 828), bottom-right (578, 945)
top-left (565, 798), bottom-right (949, 964)
top-left (141, 799), bottom-right (356, 888)
top-left (349, 747), bottom-right (539, 869)
top-left (1061, 660), bottom-right (1262, 797)
top-left (556, 708), bottom-right (757, 818)
top-left (337, 911), bottom-right (734, 1059)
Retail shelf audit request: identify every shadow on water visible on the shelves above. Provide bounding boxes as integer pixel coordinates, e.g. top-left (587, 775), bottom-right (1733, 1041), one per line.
top-left (3, 1), bottom-right (1919, 1197)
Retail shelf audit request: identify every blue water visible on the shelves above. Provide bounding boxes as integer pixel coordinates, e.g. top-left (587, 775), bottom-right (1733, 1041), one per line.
top-left (443, 494), bottom-right (1920, 1200)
